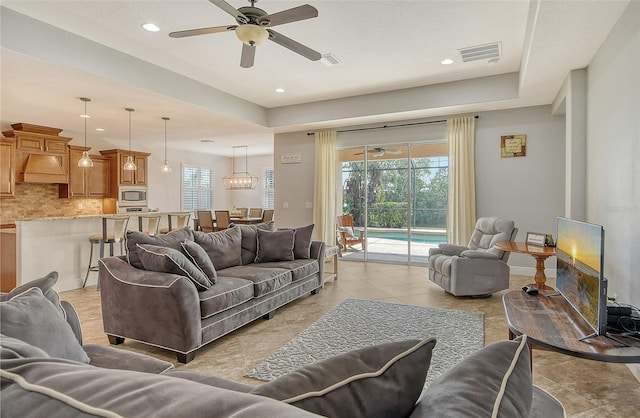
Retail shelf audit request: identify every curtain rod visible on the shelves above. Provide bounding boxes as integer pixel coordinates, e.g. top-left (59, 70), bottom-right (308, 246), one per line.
top-left (306, 115), bottom-right (478, 136)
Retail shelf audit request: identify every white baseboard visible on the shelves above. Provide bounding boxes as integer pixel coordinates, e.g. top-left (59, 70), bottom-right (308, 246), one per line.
top-left (510, 266), bottom-right (556, 279)
top-left (628, 364), bottom-right (640, 383)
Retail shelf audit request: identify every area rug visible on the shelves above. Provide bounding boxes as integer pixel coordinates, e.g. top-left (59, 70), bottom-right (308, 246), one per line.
top-left (245, 298), bottom-right (484, 387)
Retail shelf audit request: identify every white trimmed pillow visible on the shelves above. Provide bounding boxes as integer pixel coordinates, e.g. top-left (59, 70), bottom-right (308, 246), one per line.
top-left (136, 244), bottom-right (212, 290)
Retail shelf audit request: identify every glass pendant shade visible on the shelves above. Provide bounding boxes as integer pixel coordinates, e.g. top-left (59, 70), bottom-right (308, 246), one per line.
top-left (161, 117), bottom-right (171, 173)
top-left (78, 97), bottom-right (94, 167)
top-left (123, 108), bottom-right (137, 171)
top-left (235, 24), bottom-right (268, 46)
top-left (222, 146), bottom-right (258, 190)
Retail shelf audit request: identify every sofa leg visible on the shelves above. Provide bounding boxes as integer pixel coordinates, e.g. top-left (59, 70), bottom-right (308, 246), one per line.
top-left (176, 352), bottom-right (196, 364)
top-left (311, 288), bottom-right (319, 295)
top-left (107, 335), bottom-right (124, 345)
top-left (263, 311), bottom-right (275, 320)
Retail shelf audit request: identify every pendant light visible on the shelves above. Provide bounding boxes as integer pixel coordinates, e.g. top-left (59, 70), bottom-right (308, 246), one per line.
top-left (222, 145), bottom-right (258, 190)
top-left (77, 97), bottom-right (94, 167)
top-left (160, 117), bottom-right (172, 173)
top-left (123, 108), bottom-right (137, 171)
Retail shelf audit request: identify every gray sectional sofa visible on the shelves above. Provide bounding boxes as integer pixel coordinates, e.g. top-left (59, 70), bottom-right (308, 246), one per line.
top-left (98, 223), bottom-right (325, 363)
top-left (1, 272), bottom-right (565, 418)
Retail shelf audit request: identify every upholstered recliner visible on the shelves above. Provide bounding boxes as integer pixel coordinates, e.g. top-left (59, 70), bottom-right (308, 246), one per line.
top-left (428, 217), bottom-right (517, 296)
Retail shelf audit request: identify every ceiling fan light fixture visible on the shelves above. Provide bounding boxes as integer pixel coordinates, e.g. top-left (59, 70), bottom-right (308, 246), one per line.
top-left (235, 24), bottom-right (268, 46)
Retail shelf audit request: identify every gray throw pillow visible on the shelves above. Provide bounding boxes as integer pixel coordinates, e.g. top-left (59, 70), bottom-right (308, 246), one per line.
top-left (0, 271), bottom-right (65, 318)
top-left (251, 338), bottom-right (435, 418)
top-left (126, 227), bottom-right (195, 269)
top-left (181, 240), bottom-right (217, 284)
top-left (137, 244), bottom-right (212, 291)
top-left (281, 224), bottom-right (314, 259)
top-left (1, 333), bottom-right (50, 359)
top-left (415, 335), bottom-right (532, 417)
top-left (0, 287), bottom-right (90, 363)
top-left (193, 226), bottom-right (242, 270)
top-left (255, 229), bottom-right (295, 263)
top-left (238, 221), bottom-right (276, 265)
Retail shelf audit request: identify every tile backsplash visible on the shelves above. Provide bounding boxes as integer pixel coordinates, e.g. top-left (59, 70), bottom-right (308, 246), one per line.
top-left (0, 183), bottom-right (103, 224)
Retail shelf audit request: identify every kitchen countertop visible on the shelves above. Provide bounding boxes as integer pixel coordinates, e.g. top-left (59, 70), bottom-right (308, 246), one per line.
top-left (14, 211), bottom-right (191, 222)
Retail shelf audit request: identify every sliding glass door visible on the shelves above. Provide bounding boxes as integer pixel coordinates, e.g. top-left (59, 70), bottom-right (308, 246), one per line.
top-left (339, 143), bottom-right (447, 265)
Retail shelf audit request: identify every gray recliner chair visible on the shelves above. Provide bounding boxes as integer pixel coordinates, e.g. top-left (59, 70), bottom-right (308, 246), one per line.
top-left (428, 217), bottom-right (517, 297)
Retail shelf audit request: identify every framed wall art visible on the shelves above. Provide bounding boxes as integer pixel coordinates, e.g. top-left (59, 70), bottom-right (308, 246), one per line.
top-left (500, 134), bottom-right (526, 157)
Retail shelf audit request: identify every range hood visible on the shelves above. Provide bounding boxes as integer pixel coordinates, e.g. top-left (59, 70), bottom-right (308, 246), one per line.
top-left (21, 154), bottom-right (68, 184)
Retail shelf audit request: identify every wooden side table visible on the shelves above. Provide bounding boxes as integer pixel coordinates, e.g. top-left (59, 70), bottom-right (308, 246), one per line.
top-left (323, 245), bottom-right (339, 287)
top-left (496, 241), bottom-right (556, 289)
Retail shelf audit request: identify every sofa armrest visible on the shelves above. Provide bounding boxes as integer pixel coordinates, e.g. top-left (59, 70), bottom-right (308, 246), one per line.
top-left (83, 344), bottom-right (174, 374)
top-left (163, 369), bottom-right (255, 393)
top-left (98, 257), bottom-right (203, 354)
top-left (60, 300), bottom-right (83, 345)
top-left (310, 241), bottom-right (326, 282)
top-left (438, 243), bottom-right (469, 256)
top-left (460, 250), bottom-right (499, 259)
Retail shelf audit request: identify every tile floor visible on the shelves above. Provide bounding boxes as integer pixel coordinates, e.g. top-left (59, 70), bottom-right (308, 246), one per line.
top-left (62, 261), bottom-right (640, 417)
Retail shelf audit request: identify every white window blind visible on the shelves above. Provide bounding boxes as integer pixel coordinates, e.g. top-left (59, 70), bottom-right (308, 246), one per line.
top-left (182, 165), bottom-right (214, 211)
top-left (263, 169), bottom-right (275, 209)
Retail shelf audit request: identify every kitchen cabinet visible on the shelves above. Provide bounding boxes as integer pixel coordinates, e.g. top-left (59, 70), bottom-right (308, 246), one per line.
top-left (0, 138), bottom-right (16, 198)
top-left (99, 149), bottom-right (150, 198)
top-left (2, 123), bottom-right (71, 184)
top-left (59, 146), bottom-right (111, 198)
top-left (0, 228), bottom-right (16, 292)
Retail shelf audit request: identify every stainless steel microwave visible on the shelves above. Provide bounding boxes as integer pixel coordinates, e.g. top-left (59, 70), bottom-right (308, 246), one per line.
top-left (118, 186), bottom-right (148, 207)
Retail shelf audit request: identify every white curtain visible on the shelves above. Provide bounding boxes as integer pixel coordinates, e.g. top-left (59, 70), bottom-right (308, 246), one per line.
top-left (446, 117), bottom-right (476, 245)
top-left (313, 131), bottom-right (337, 246)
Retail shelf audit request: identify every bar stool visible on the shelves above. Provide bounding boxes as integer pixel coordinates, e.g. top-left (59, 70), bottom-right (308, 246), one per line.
top-left (138, 214), bottom-right (161, 236)
top-left (160, 213), bottom-right (191, 234)
top-left (83, 216), bottom-right (129, 289)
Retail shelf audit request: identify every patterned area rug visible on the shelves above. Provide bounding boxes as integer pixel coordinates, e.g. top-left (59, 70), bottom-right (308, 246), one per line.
top-left (245, 298), bottom-right (484, 387)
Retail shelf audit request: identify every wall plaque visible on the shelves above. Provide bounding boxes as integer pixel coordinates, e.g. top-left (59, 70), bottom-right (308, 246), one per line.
top-left (500, 134), bottom-right (526, 158)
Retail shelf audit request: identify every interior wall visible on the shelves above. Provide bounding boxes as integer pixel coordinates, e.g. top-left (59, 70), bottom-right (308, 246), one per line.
top-left (276, 106), bottom-right (566, 273)
top-left (585, 0), bottom-right (639, 306)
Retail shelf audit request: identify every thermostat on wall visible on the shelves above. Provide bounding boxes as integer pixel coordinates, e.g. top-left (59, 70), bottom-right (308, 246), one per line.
top-left (281, 153), bottom-right (302, 164)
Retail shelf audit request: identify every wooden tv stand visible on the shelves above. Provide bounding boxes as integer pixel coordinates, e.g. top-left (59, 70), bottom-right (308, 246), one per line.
top-left (503, 290), bottom-right (640, 363)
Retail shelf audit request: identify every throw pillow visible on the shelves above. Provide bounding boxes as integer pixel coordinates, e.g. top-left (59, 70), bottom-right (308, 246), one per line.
top-left (0, 287), bottom-right (90, 363)
top-left (126, 227), bottom-right (195, 269)
top-left (193, 226), bottom-right (242, 270)
top-left (415, 335), bottom-right (532, 417)
top-left (251, 338), bottom-right (435, 418)
top-left (181, 240), bottom-right (217, 284)
top-left (255, 229), bottom-right (295, 263)
top-left (137, 244), bottom-right (212, 291)
top-left (338, 226), bottom-right (356, 239)
top-left (280, 224), bottom-right (314, 259)
top-left (1, 333), bottom-right (50, 359)
top-left (238, 221), bottom-right (276, 265)
top-left (0, 271), bottom-right (65, 318)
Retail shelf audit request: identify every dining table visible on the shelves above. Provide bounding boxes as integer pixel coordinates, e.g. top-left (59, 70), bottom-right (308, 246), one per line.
top-left (228, 216), bottom-right (263, 225)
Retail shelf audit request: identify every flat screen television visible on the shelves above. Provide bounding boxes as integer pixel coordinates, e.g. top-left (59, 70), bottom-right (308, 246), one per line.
top-left (556, 217), bottom-right (608, 338)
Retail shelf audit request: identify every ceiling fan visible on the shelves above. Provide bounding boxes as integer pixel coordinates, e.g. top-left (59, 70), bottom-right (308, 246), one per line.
top-left (354, 147), bottom-right (404, 157)
top-left (169, 0), bottom-right (321, 68)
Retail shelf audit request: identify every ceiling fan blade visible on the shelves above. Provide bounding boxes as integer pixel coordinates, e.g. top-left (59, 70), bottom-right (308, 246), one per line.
top-left (209, 0), bottom-right (249, 24)
top-left (260, 4), bottom-right (318, 27)
top-left (240, 43), bottom-right (256, 68)
top-left (386, 149), bottom-right (403, 155)
top-left (169, 25), bottom-right (235, 38)
top-left (267, 29), bottom-right (321, 61)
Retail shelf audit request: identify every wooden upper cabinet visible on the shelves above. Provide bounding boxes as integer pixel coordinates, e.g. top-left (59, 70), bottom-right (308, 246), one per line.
top-left (2, 124), bottom-right (71, 184)
top-left (99, 149), bottom-right (150, 197)
top-left (59, 146), bottom-right (111, 198)
top-left (0, 138), bottom-right (16, 198)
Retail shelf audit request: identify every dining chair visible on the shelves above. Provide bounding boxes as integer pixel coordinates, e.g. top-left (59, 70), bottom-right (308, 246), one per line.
top-left (214, 210), bottom-right (231, 231)
top-left (237, 207), bottom-right (248, 218)
top-left (249, 208), bottom-right (263, 218)
top-left (197, 210), bottom-right (215, 232)
top-left (261, 209), bottom-right (274, 222)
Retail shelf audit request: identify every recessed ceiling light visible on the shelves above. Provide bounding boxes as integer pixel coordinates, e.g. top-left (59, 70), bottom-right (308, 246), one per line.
top-left (200, 139), bottom-right (215, 143)
top-left (441, 58), bottom-right (454, 65)
top-left (275, 88), bottom-right (285, 93)
top-left (95, 128), bottom-right (105, 132)
top-left (142, 23), bottom-right (160, 32)
top-left (79, 114), bottom-right (90, 118)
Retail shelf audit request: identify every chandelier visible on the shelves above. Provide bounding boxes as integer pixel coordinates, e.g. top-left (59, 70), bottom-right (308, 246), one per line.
top-left (222, 146), bottom-right (258, 190)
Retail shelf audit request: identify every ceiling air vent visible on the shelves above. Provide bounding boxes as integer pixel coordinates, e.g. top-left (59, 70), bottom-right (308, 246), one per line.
top-left (458, 42), bottom-right (502, 63)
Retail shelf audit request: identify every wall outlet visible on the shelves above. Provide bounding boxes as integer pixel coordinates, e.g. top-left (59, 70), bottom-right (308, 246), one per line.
top-left (305, 201), bottom-right (313, 209)
top-left (283, 202), bottom-right (289, 209)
